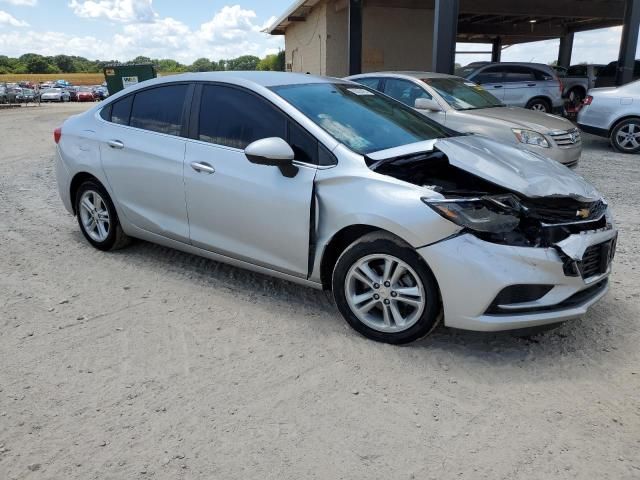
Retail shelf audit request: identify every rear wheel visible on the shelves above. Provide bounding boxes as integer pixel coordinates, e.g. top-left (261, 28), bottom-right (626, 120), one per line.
top-left (75, 181), bottom-right (130, 251)
top-left (610, 118), bottom-right (640, 153)
top-left (332, 232), bottom-right (441, 344)
top-left (525, 98), bottom-right (551, 113)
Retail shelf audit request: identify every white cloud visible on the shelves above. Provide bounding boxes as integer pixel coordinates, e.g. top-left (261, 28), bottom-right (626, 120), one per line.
top-left (68, 0), bottom-right (156, 23)
top-left (0, 9), bottom-right (28, 26)
top-left (0, 0), bottom-right (37, 6)
top-left (0, 5), bottom-right (283, 63)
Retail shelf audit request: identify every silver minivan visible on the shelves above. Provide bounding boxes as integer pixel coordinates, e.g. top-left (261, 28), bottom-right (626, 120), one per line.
top-left (456, 62), bottom-right (564, 114)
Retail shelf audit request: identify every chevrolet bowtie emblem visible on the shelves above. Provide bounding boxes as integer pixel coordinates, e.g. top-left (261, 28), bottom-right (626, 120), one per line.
top-left (576, 208), bottom-right (590, 219)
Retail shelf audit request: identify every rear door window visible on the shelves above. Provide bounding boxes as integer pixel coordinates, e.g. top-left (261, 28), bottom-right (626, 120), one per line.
top-left (129, 84), bottom-right (188, 136)
top-left (383, 78), bottom-right (432, 107)
top-left (354, 77), bottom-right (383, 91)
top-left (473, 67), bottom-right (504, 84)
top-left (110, 95), bottom-right (133, 125)
top-left (197, 84), bottom-right (286, 149)
top-left (502, 66), bottom-right (537, 83)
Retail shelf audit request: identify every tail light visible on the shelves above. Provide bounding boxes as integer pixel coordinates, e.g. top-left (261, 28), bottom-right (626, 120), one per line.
top-left (558, 79), bottom-right (564, 95)
top-left (54, 127), bottom-right (62, 144)
top-left (584, 95), bottom-right (593, 105)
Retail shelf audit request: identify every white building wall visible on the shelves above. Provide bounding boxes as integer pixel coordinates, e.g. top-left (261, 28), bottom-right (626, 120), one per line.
top-left (285, 2), bottom-right (328, 75)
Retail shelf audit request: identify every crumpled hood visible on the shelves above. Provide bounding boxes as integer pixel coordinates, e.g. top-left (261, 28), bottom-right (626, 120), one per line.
top-left (468, 106), bottom-right (573, 133)
top-left (368, 135), bottom-right (601, 202)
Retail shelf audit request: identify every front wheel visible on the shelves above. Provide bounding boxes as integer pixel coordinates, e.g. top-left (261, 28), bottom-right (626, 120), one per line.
top-left (75, 181), bottom-right (131, 251)
top-left (525, 98), bottom-right (551, 113)
top-left (610, 118), bottom-right (640, 153)
top-left (332, 232), bottom-right (441, 344)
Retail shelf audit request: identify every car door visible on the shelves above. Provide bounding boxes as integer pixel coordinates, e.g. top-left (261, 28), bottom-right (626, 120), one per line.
top-left (183, 84), bottom-right (317, 277)
top-left (501, 66), bottom-right (538, 106)
top-left (99, 84), bottom-right (191, 243)
top-left (470, 66), bottom-right (505, 101)
top-left (382, 77), bottom-right (445, 123)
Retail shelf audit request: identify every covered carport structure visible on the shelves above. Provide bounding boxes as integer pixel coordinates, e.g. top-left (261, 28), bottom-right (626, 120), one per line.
top-left (269, 0), bottom-right (639, 85)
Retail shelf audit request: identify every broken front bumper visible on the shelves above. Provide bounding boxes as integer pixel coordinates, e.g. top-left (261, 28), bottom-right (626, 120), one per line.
top-left (418, 228), bottom-right (617, 331)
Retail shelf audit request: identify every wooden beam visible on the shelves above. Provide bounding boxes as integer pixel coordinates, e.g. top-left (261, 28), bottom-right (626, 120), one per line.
top-left (287, 16), bottom-right (306, 21)
top-left (458, 21), bottom-right (566, 37)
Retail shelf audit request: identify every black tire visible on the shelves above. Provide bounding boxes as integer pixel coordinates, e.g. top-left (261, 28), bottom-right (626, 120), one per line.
top-left (331, 232), bottom-right (441, 344)
top-left (610, 118), bottom-right (640, 154)
top-left (75, 180), bottom-right (131, 251)
top-left (525, 97), bottom-right (551, 113)
top-left (567, 88), bottom-right (585, 106)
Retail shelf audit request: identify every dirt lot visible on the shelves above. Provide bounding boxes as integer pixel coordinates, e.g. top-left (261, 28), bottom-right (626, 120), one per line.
top-left (1, 103), bottom-right (639, 480)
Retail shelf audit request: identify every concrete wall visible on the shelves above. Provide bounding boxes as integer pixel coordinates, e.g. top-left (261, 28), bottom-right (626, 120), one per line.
top-left (284, 0), bottom-right (435, 77)
top-left (285, 2), bottom-right (328, 75)
top-left (362, 6), bottom-right (434, 72)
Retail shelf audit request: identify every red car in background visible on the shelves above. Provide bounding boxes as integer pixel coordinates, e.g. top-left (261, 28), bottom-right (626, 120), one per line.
top-left (76, 86), bottom-right (95, 102)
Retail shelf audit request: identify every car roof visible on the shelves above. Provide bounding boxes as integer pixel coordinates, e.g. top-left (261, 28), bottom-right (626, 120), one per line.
top-left (349, 71), bottom-right (459, 80)
top-left (143, 71), bottom-right (347, 88)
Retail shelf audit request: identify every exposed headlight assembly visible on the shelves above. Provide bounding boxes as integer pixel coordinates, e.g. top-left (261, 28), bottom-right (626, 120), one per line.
top-left (512, 129), bottom-right (550, 148)
top-left (422, 194), bottom-right (522, 233)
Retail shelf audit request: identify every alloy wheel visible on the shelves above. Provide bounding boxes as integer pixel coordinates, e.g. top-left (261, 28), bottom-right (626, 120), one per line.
top-left (344, 254), bottom-right (426, 333)
top-left (615, 122), bottom-right (640, 150)
top-left (530, 102), bottom-right (547, 112)
top-left (79, 190), bottom-right (110, 242)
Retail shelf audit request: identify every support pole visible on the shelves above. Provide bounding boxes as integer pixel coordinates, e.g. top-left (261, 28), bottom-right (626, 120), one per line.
top-left (616, 0), bottom-right (640, 85)
top-left (491, 37), bottom-right (502, 62)
top-left (348, 0), bottom-right (363, 75)
top-left (557, 32), bottom-right (574, 69)
top-left (432, 0), bottom-right (459, 74)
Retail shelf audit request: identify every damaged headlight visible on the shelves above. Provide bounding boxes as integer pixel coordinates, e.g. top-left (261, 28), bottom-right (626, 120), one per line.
top-left (512, 129), bottom-right (550, 148)
top-left (422, 195), bottom-right (521, 233)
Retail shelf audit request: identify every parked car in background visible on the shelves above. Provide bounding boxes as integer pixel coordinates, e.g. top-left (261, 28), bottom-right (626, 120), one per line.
top-left (5, 86), bottom-right (24, 103)
top-left (554, 64), bottom-right (604, 105)
top-left (67, 86), bottom-right (79, 102)
top-left (21, 88), bottom-right (37, 103)
top-left (456, 62), bottom-right (564, 113)
top-left (595, 60), bottom-right (640, 87)
top-left (348, 72), bottom-right (581, 166)
top-left (578, 79), bottom-right (640, 153)
top-left (0, 85), bottom-right (8, 104)
top-left (92, 85), bottom-right (109, 100)
top-left (76, 86), bottom-right (95, 102)
top-left (54, 72), bottom-right (616, 344)
top-left (40, 88), bottom-right (70, 102)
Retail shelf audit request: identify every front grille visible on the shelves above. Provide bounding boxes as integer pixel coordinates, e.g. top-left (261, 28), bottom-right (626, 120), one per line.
top-left (522, 198), bottom-right (607, 224)
top-left (549, 128), bottom-right (581, 148)
top-left (578, 239), bottom-right (616, 279)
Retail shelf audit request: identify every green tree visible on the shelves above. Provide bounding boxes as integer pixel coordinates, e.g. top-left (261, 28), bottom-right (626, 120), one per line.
top-left (225, 55), bottom-right (260, 71)
top-left (54, 55), bottom-right (77, 73)
top-left (190, 57), bottom-right (215, 72)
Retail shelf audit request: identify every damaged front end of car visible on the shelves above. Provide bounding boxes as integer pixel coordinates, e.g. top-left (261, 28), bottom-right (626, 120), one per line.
top-left (367, 136), bottom-right (616, 264)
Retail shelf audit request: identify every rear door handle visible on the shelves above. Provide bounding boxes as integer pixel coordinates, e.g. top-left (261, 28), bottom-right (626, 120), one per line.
top-left (190, 161), bottom-right (215, 174)
top-left (527, 83), bottom-right (537, 87)
top-left (107, 139), bottom-right (124, 149)
top-left (492, 85), bottom-right (503, 88)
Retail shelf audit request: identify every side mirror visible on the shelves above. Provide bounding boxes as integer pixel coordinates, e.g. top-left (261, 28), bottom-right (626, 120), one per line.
top-left (414, 97), bottom-right (442, 111)
top-left (245, 137), bottom-right (298, 178)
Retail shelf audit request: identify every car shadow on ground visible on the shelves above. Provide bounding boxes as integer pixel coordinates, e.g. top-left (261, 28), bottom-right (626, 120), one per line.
top-left (69, 231), bottom-right (631, 366)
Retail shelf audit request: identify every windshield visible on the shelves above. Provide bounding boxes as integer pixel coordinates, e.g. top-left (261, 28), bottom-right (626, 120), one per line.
top-left (454, 66), bottom-right (477, 78)
top-left (271, 83), bottom-right (453, 154)
top-left (424, 78), bottom-right (503, 110)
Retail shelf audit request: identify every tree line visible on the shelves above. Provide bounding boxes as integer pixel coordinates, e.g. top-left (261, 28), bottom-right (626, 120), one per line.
top-left (0, 52), bottom-right (285, 74)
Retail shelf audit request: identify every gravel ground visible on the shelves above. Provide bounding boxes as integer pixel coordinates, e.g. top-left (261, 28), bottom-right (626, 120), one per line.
top-left (1, 103), bottom-right (639, 480)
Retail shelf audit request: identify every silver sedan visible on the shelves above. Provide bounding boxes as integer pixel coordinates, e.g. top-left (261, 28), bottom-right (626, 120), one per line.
top-left (54, 72), bottom-right (616, 344)
top-left (348, 72), bottom-right (581, 166)
top-left (578, 80), bottom-right (640, 153)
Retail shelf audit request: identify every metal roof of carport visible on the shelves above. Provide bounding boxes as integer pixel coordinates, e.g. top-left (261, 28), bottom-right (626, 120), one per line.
top-left (267, 0), bottom-right (626, 44)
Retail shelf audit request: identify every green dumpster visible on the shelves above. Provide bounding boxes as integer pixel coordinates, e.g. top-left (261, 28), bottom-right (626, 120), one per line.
top-left (103, 64), bottom-right (157, 95)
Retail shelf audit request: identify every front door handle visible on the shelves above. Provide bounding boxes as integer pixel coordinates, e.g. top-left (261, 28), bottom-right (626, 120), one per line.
top-left (492, 85), bottom-right (503, 88)
top-left (190, 161), bottom-right (215, 174)
top-left (107, 139), bottom-right (124, 149)
top-left (527, 83), bottom-right (537, 87)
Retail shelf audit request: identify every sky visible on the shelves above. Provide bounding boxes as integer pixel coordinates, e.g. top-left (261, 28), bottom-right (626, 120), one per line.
top-left (0, 0), bottom-right (630, 66)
